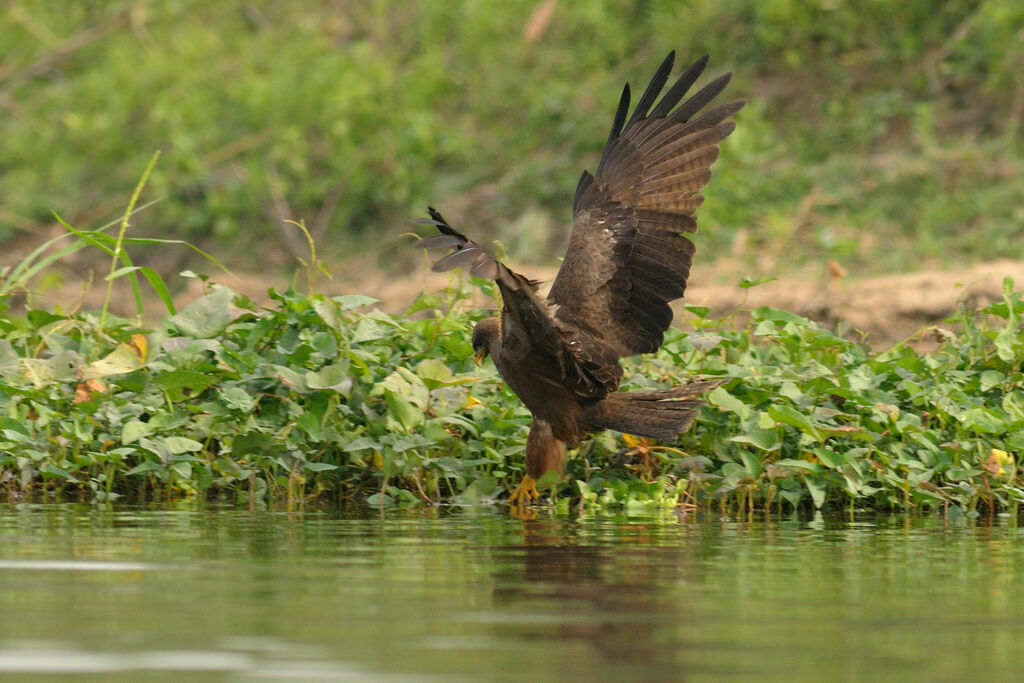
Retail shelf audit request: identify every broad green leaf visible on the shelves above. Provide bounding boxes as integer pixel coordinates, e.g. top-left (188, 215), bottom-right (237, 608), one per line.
top-left (813, 447), bottom-right (847, 469)
top-left (416, 358), bottom-right (453, 388)
top-left (752, 306), bottom-right (809, 325)
top-left (334, 294), bottom-right (379, 311)
top-left (980, 370), bottom-right (1005, 392)
top-left (303, 462), bottom-right (338, 472)
top-left (344, 437), bottom-right (380, 452)
top-left (373, 367), bottom-right (429, 410)
top-left (708, 386), bottom-right (749, 418)
top-left (351, 317), bottom-right (385, 343)
top-left (121, 419), bottom-right (153, 445)
top-left (272, 365), bottom-right (309, 392)
top-left (768, 404), bottom-right (821, 439)
top-left (21, 350), bottom-right (83, 386)
top-left (803, 475), bottom-right (827, 509)
top-left (306, 362), bottom-right (351, 392)
top-left (730, 428), bottom-right (779, 451)
top-left (125, 460), bottom-right (163, 476)
top-left (169, 286), bottom-right (236, 338)
top-left (153, 370), bottom-right (218, 400)
top-left (163, 437), bottom-right (203, 454)
top-left (384, 390), bottom-right (423, 433)
top-left (39, 462), bottom-right (80, 482)
top-left (774, 458), bottom-right (824, 472)
top-left (740, 451), bottom-right (763, 477)
top-left (220, 386), bottom-right (257, 412)
top-left (405, 293), bottom-right (443, 316)
top-left (312, 298), bottom-right (340, 329)
top-left (170, 461), bottom-right (192, 479)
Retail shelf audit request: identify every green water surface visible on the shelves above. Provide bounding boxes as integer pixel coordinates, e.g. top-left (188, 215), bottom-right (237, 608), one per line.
top-left (1, 505), bottom-right (1023, 681)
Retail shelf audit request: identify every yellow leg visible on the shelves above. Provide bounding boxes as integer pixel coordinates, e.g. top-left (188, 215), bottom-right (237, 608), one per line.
top-left (507, 474), bottom-right (540, 505)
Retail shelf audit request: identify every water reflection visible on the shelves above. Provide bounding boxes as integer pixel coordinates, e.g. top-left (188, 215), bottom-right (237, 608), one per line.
top-left (486, 517), bottom-right (691, 671)
top-left (1, 505), bottom-right (1024, 680)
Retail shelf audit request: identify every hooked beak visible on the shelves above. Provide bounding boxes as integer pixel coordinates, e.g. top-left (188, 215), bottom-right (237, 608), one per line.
top-left (473, 348), bottom-right (486, 367)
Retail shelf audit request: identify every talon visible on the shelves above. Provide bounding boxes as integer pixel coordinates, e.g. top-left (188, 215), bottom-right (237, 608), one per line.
top-left (507, 474), bottom-right (540, 505)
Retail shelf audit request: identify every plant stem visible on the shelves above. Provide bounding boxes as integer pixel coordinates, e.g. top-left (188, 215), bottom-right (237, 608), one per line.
top-left (99, 151), bottom-right (160, 333)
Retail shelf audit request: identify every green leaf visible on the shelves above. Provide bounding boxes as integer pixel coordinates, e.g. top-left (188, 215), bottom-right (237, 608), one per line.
top-left (344, 437), bottom-right (380, 452)
top-left (405, 293), bottom-right (443, 316)
top-left (373, 367), bottom-right (429, 410)
top-left (740, 451), bottom-right (763, 477)
top-left (163, 437), bottom-right (203, 454)
top-left (351, 317), bottom-right (385, 343)
top-left (739, 275), bottom-right (777, 289)
top-left (768, 404), bottom-right (821, 439)
top-left (138, 266), bottom-right (176, 315)
top-left (21, 350), bottom-right (82, 385)
top-left (752, 306), bottom-right (809, 325)
top-left (272, 365), bottom-right (309, 392)
top-left (804, 475), bottom-right (827, 509)
top-left (219, 386), bottom-right (257, 412)
top-left (813, 447), bottom-right (847, 469)
top-left (121, 419), bottom-right (153, 445)
top-left (774, 459), bottom-right (824, 473)
top-left (306, 362), bottom-right (351, 393)
top-left (169, 286), bottom-right (236, 338)
top-left (730, 428), bottom-right (779, 451)
top-left (303, 462), bottom-right (338, 472)
top-left (171, 461), bottom-right (192, 478)
top-left (125, 460), bottom-right (163, 476)
top-left (384, 391), bottom-right (424, 433)
top-left (153, 370), bottom-right (217, 400)
top-left (415, 358), bottom-right (453, 388)
top-left (334, 294), bottom-right (379, 311)
top-left (708, 386), bottom-right (750, 419)
top-left (106, 266), bottom-right (142, 281)
top-left (39, 462), bottom-right (79, 482)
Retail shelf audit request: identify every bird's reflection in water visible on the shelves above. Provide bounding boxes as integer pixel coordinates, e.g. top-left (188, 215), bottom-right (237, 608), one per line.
top-left (485, 517), bottom-right (698, 673)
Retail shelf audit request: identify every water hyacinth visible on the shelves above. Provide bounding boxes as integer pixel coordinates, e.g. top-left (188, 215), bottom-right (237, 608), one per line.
top-left (1, 273), bottom-right (1022, 514)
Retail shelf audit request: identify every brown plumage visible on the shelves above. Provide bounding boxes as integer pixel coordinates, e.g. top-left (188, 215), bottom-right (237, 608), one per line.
top-left (416, 52), bottom-right (742, 502)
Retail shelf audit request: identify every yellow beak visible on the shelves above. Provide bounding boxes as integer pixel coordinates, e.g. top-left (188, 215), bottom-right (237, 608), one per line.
top-left (473, 348), bottom-right (486, 367)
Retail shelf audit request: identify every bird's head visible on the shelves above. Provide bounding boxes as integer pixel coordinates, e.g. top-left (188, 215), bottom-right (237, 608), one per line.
top-left (471, 317), bottom-right (500, 367)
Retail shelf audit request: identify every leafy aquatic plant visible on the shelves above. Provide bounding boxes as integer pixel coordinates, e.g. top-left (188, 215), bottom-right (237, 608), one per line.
top-left (1, 268), bottom-right (1022, 514)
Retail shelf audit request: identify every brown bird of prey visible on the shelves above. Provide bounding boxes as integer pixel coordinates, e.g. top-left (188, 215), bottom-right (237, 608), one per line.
top-left (416, 52), bottom-right (743, 503)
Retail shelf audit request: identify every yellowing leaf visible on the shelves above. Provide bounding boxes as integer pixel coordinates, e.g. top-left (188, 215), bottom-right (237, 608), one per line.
top-left (982, 449), bottom-right (1014, 477)
top-left (83, 343), bottom-right (146, 379)
top-left (622, 434), bottom-right (643, 448)
top-left (127, 333), bottom-right (148, 362)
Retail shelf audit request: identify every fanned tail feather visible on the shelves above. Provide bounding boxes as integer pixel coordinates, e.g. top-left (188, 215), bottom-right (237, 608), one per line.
top-left (582, 379), bottom-right (726, 441)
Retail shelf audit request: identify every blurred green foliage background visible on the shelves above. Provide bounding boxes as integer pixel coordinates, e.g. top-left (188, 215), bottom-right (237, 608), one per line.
top-left (2, 0), bottom-right (1022, 274)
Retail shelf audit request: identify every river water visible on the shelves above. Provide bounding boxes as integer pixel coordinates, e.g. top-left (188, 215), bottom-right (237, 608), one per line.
top-left (1, 504), bottom-right (1022, 681)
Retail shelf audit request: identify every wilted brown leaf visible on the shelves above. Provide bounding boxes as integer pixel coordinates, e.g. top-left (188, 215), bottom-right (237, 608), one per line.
top-left (74, 378), bottom-right (107, 404)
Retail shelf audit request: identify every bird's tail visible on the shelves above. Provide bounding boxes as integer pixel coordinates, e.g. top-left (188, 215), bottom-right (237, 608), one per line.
top-left (582, 379), bottom-right (726, 442)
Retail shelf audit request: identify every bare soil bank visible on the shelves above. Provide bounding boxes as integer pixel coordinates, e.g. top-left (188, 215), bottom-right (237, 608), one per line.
top-left (25, 253), bottom-right (1024, 350)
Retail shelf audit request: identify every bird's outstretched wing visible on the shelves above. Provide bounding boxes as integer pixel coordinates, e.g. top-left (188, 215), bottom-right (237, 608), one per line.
top-left (416, 209), bottom-right (606, 397)
top-left (548, 52), bottom-right (744, 371)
